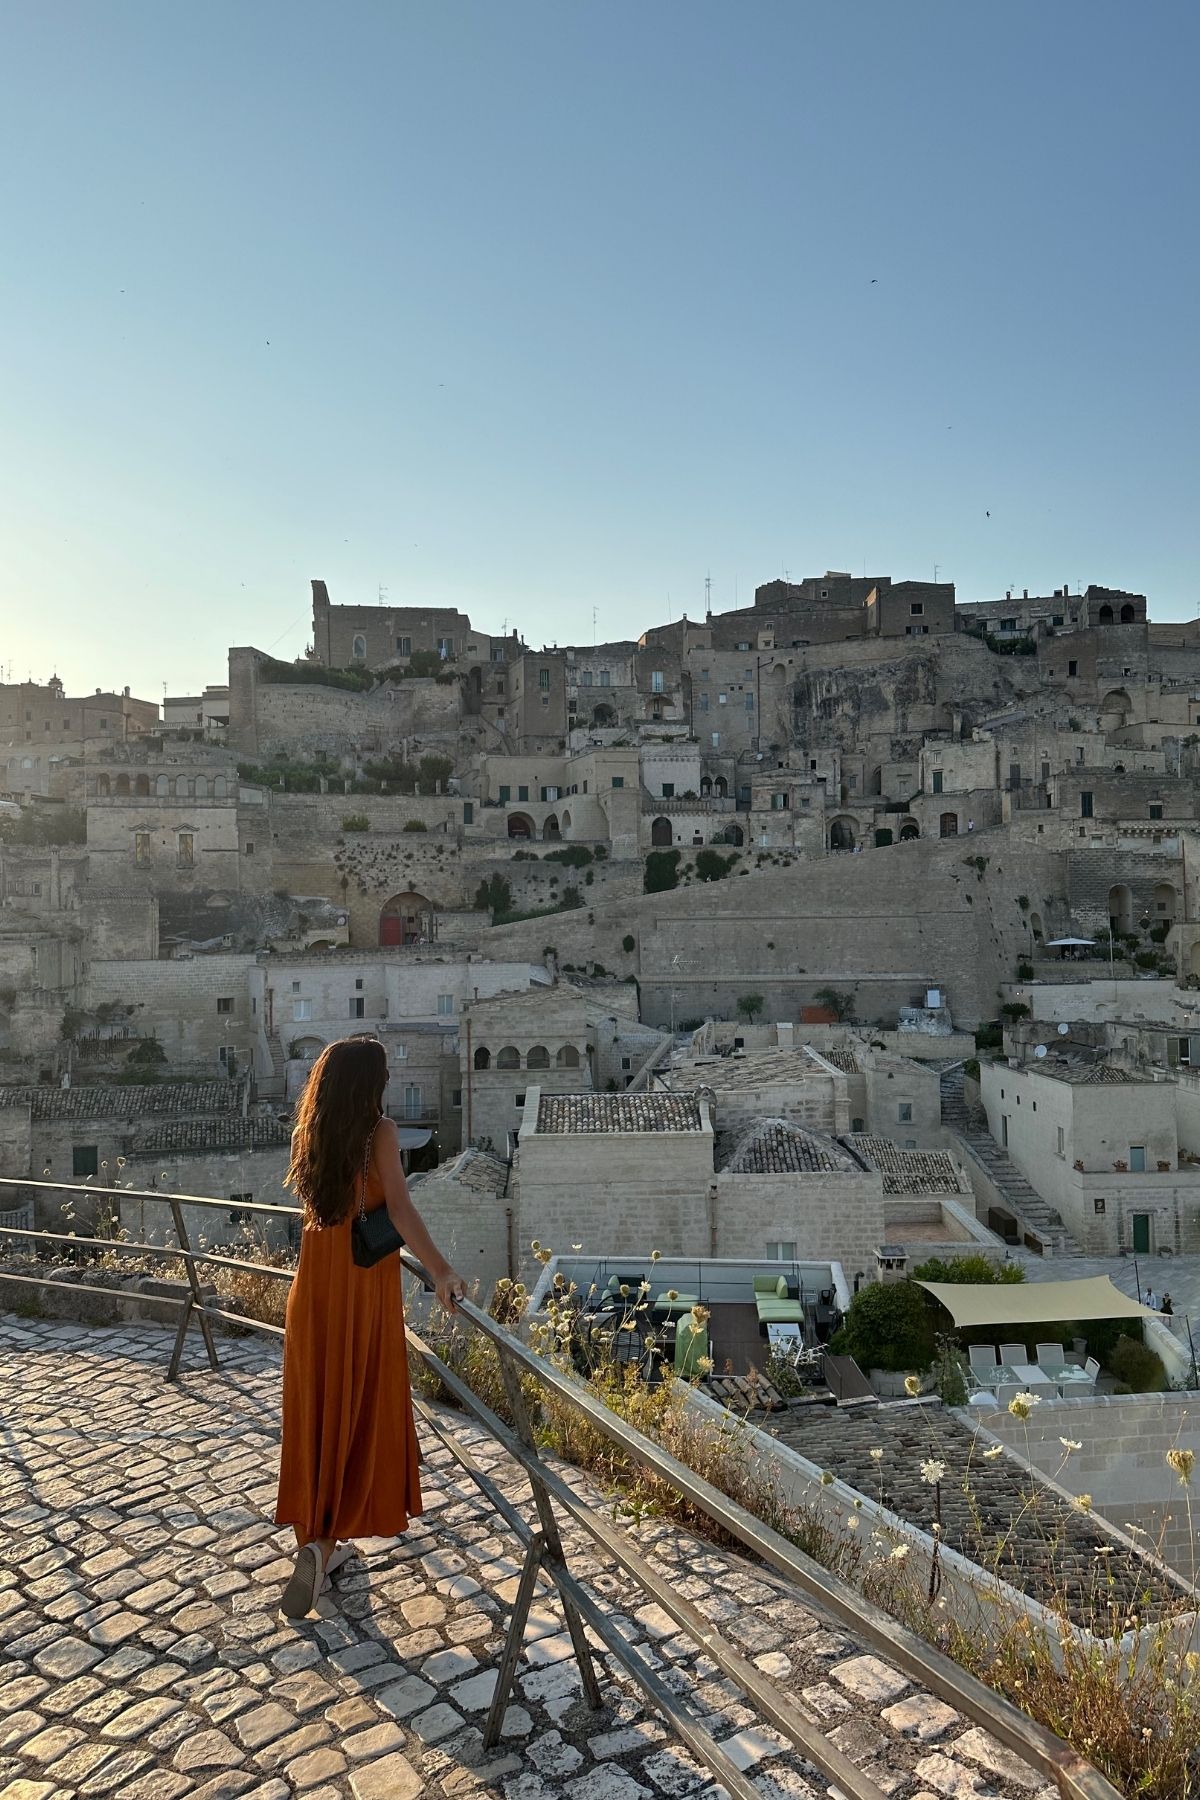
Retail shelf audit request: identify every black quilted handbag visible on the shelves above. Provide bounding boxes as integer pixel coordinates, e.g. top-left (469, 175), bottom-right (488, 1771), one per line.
top-left (350, 1120), bottom-right (405, 1268)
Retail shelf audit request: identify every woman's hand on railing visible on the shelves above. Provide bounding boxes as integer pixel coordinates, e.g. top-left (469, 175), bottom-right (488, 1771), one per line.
top-left (434, 1266), bottom-right (467, 1314)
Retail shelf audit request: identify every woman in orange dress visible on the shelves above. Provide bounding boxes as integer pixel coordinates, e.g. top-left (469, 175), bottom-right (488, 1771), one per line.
top-left (275, 1036), bottom-right (465, 1618)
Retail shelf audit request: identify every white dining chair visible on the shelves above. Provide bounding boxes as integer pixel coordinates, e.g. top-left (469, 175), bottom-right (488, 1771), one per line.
top-left (1036, 1342), bottom-right (1066, 1371)
top-left (999, 1342), bottom-right (1026, 1369)
top-left (969, 1344), bottom-right (999, 1378)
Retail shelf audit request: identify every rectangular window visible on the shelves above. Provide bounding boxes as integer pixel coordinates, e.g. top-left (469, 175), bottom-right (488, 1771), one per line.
top-left (1094, 1197), bottom-right (1106, 1214)
top-left (661, 783), bottom-right (674, 798)
top-left (1068, 659), bottom-right (1078, 678)
top-left (463, 801), bottom-right (474, 824)
top-left (403, 1083), bottom-right (423, 1119)
top-left (581, 670), bottom-right (593, 686)
top-left (700, 693), bottom-right (709, 712)
top-left (931, 770), bottom-right (943, 794)
top-left (745, 693), bottom-right (754, 710)
top-left (621, 1057), bottom-right (632, 1071)
top-left (73, 1145), bottom-right (99, 1178)
top-left (718, 692), bottom-right (727, 706)
top-left (910, 601), bottom-right (924, 616)
top-left (711, 732), bottom-right (720, 748)
top-left (612, 776), bottom-right (624, 788)
top-left (848, 774), bottom-right (857, 790)
top-left (898, 1102), bottom-right (913, 1122)
top-left (292, 998), bottom-right (312, 1022)
top-left (1041, 761), bottom-right (1050, 781)
top-left (349, 997), bottom-right (365, 1018)
top-left (597, 669), bottom-right (610, 687)
top-left (177, 832), bottom-right (194, 868)
top-left (1080, 791), bottom-right (1093, 818)
top-left (651, 671), bottom-right (664, 693)
top-left (1129, 1145), bottom-right (1146, 1172)
top-left (452, 1089), bottom-right (462, 1108)
top-left (437, 994), bottom-right (454, 1016)
top-left (396, 636), bottom-right (412, 655)
top-left (516, 785), bottom-right (528, 802)
top-left (100, 717), bottom-right (108, 730)
top-left (216, 998), bottom-right (234, 1015)
top-left (498, 785), bottom-right (510, 804)
top-left (1149, 802), bottom-right (1163, 820)
top-left (765, 1241), bottom-right (798, 1262)
top-left (437, 637), bottom-right (453, 658)
top-left (1056, 1126), bottom-right (1065, 1155)
top-left (539, 669), bottom-right (550, 691)
top-left (135, 832), bottom-right (151, 865)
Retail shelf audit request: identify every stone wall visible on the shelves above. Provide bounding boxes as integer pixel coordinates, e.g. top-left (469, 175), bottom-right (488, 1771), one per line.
top-left (712, 1169), bottom-right (885, 1273)
top-left (85, 954), bottom-right (257, 1076)
top-left (983, 1392), bottom-right (1200, 1580)
top-left (227, 648), bottom-right (463, 756)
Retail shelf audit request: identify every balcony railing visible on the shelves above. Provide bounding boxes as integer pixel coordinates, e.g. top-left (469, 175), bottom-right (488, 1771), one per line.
top-left (0, 1173), bottom-right (1121, 1800)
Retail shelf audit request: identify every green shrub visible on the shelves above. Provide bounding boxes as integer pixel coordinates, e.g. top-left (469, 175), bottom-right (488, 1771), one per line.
top-left (544, 844), bottom-right (593, 867)
top-left (694, 848), bottom-right (737, 882)
top-left (0, 805), bottom-right (87, 846)
top-left (1135, 950), bottom-right (1160, 969)
top-left (963, 1058), bottom-right (980, 1081)
top-left (474, 874), bottom-right (512, 919)
top-left (622, 934), bottom-right (636, 953)
top-left (1108, 1334), bottom-right (1167, 1393)
top-left (835, 1280), bottom-right (933, 1373)
top-left (258, 657), bottom-right (373, 692)
top-left (126, 1037), bottom-right (167, 1066)
top-left (402, 819), bottom-right (428, 832)
top-left (1149, 922), bottom-right (1171, 944)
top-left (913, 1254), bottom-right (1024, 1286)
top-left (1016, 962), bottom-right (1034, 981)
top-left (342, 813), bottom-right (369, 831)
top-left (1001, 1002), bottom-right (1030, 1020)
top-left (736, 993), bottom-right (764, 1024)
top-left (975, 1022), bottom-right (1002, 1051)
top-left (644, 849), bottom-right (681, 893)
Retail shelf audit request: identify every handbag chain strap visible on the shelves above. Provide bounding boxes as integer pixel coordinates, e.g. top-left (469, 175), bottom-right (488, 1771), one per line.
top-left (357, 1118), bottom-right (381, 1223)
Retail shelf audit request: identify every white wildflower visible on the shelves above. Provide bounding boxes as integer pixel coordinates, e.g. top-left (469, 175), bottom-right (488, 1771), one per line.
top-left (920, 1458), bottom-right (946, 1486)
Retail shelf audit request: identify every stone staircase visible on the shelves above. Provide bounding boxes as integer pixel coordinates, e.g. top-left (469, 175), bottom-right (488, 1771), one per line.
top-left (256, 1031), bottom-right (287, 1100)
top-left (939, 1064), bottom-right (1081, 1256)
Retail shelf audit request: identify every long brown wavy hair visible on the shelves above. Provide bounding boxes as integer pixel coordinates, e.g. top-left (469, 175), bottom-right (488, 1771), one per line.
top-left (286, 1037), bottom-right (389, 1228)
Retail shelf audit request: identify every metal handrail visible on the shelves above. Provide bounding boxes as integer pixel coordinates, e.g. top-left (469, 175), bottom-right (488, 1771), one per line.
top-left (0, 1174), bottom-right (1121, 1800)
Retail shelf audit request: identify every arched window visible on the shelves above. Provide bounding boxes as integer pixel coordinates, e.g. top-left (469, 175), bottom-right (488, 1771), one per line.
top-left (700, 776), bottom-right (712, 797)
top-left (496, 1046), bottom-right (521, 1069)
top-left (1097, 605), bottom-right (1114, 624)
top-left (156, 774), bottom-right (170, 796)
top-left (561, 809), bottom-right (572, 831)
top-left (176, 775), bottom-right (192, 798)
top-left (473, 1046), bottom-right (491, 1070)
top-left (869, 766), bottom-right (883, 796)
top-left (1120, 603), bottom-right (1135, 623)
top-left (939, 812), bottom-right (959, 838)
top-left (899, 820), bottom-right (919, 841)
top-left (1109, 884), bottom-right (1133, 934)
top-left (829, 817), bottom-right (856, 851)
top-left (133, 774), bottom-right (149, 796)
top-left (591, 703), bottom-right (616, 728)
top-left (714, 776), bottom-right (728, 798)
top-left (1030, 911), bottom-right (1044, 944)
top-left (556, 1045), bottom-right (580, 1068)
top-left (379, 890), bottom-right (435, 946)
top-left (542, 814), bottom-right (561, 842)
top-left (96, 775), bottom-right (110, 797)
top-left (507, 813), bottom-right (535, 839)
top-left (114, 774), bottom-right (130, 796)
top-left (651, 817), bottom-right (673, 847)
top-left (194, 776), bottom-right (208, 799)
top-left (213, 776), bottom-right (227, 798)
top-left (526, 1045), bottom-right (550, 1069)
top-left (352, 633), bottom-right (367, 659)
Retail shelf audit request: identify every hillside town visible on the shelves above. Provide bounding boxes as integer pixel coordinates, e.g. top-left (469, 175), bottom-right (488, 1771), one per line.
top-left (4, 570), bottom-right (1200, 1282)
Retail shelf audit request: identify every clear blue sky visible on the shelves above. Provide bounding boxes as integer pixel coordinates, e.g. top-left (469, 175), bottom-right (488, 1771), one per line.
top-left (2, 0), bottom-right (1196, 700)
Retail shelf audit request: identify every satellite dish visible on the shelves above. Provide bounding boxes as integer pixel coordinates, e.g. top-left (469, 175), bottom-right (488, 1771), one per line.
top-left (1057, 1022), bottom-right (1070, 1036)
top-left (1034, 1044), bottom-right (1047, 1059)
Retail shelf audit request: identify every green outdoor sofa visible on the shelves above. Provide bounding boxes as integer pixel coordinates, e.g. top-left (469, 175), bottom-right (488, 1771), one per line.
top-left (752, 1272), bottom-right (805, 1327)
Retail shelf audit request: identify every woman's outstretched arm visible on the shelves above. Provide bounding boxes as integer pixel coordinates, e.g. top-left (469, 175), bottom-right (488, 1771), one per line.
top-left (374, 1118), bottom-right (466, 1311)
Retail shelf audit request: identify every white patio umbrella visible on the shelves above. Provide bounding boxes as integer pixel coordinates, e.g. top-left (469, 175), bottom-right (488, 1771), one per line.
top-left (1045, 936), bottom-right (1095, 947)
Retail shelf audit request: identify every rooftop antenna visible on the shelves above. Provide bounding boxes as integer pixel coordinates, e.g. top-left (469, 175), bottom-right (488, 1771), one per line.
top-left (592, 605), bottom-right (597, 646)
top-left (378, 583), bottom-right (388, 604)
top-left (704, 572), bottom-right (711, 615)
top-left (934, 563), bottom-right (940, 584)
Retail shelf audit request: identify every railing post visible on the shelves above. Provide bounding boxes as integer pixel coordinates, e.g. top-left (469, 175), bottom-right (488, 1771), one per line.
top-left (167, 1196), bottom-right (220, 1374)
top-left (482, 1529), bottom-right (545, 1749)
top-left (492, 1338), bottom-right (603, 1715)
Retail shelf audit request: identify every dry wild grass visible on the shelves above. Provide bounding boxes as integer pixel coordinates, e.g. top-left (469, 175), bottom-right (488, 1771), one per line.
top-left (428, 1263), bottom-right (1200, 1800)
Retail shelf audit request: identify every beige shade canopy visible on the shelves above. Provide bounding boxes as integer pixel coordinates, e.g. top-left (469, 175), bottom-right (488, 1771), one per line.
top-left (917, 1275), bottom-right (1156, 1329)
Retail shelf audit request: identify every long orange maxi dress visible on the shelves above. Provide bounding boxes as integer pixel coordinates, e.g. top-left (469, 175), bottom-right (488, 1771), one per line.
top-left (275, 1160), bottom-right (423, 1542)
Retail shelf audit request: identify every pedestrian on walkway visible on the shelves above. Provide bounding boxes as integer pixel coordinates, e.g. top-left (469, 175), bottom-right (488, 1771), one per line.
top-left (1161, 1292), bottom-right (1174, 1316)
top-left (275, 1036), bottom-right (465, 1618)
top-left (1145, 1286), bottom-right (1159, 1312)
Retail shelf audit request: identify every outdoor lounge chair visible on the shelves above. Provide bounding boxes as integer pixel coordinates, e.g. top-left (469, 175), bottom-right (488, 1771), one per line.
top-left (752, 1272), bottom-right (804, 1327)
top-left (968, 1344), bottom-right (1000, 1378)
top-left (999, 1342), bottom-right (1026, 1369)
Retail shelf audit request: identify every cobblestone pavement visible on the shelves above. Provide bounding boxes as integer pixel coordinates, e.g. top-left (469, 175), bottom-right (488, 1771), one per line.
top-left (0, 1315), bottom-right (1064, 1800)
